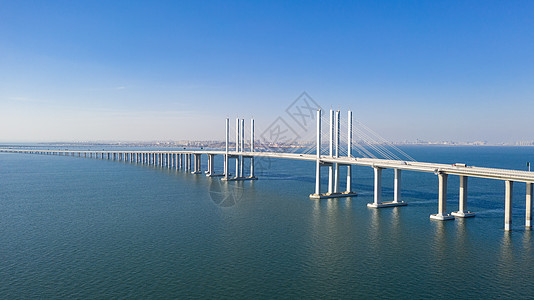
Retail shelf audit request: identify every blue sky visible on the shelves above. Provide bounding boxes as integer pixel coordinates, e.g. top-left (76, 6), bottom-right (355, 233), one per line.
top-left (1, 0), bottom-right (533, 143)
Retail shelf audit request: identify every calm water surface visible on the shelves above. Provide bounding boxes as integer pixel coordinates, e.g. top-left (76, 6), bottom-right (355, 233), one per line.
top-left (1, 146), bottom-right (534, 299)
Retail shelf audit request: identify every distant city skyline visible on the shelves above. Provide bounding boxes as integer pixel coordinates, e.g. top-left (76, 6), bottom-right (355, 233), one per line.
top-left (1, 1), bottom-right (533, 144)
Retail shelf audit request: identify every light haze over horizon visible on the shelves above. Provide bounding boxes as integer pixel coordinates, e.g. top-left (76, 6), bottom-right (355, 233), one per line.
top-left (1, 1), bottom-right (533, 144)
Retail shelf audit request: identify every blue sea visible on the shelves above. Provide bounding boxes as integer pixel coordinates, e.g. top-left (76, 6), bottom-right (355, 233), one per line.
top-left (1, 145), bottom-right (534, 299)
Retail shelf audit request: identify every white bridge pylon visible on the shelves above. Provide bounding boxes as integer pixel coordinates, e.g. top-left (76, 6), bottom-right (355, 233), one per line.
top-left (221, 117), bottom-right (257, 181)
top-left (308, 109), bottom-right (406, 208)
top-left (310, 109), bottom-right (358, 199)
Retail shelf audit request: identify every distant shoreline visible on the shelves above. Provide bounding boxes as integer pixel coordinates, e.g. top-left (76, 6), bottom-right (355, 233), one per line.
top-left (0, 142), bottom-right (533, 148)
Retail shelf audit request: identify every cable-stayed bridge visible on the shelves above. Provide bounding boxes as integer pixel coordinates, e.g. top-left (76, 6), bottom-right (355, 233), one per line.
top-left (2, 109), bottom-right (533, 231)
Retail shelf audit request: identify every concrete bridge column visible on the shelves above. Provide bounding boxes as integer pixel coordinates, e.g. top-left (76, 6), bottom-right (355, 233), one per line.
top-left (394, 169), bottom-right (401, 203)
top-left (192, 154), bottom-right (202, 174)
top-left (333, 110), bottom-right (340, 193)
top-left (224, 118), bottom-right (230, 179)
top-left (328, 109), bottom-right (334, 194)
top-left (526, 182), bottom-right (532, 229)
top-left (430, 173), bottom-right (454, 220)
top-left (240, 119), bottom-right (244, 178)
top-left (250, 119), bottom-right (255, 179)
top-left (367, 167), bottom-right (383, 207)
top-left (208, 154), bottom-right (215, 175)
top-left (328, 166), bottom-right (333, 194)
top-left (346, 165), bottom-right (352, 193)
top-left (504, 180), bottom-right (514, 231)
top-left (236, 118), bottom-right (240, 178)
top-left (315, 109), bottom-right (321, 196)
top-left (452, 176), bottom-right (475, 218)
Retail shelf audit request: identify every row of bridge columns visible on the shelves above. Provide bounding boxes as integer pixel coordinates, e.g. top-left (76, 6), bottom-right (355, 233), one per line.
top-left (429, 173), bottom-right (533, 231)
top-left (308, 109), bottom-right (534, 231)
top-left (23, 150), bottom-right (211, 174)
top-left (502, 180), bottom-right (533, 231)
top-left (367, 167), bottom-right (407, 208)
top-left (310, 109), bottom-right (358, 199)
top-left (222, 117), bottom-right (257, 181)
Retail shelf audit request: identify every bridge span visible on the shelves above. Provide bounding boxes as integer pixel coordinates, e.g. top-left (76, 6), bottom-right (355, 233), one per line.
top-left (2, 110), bottom-right (533, 231)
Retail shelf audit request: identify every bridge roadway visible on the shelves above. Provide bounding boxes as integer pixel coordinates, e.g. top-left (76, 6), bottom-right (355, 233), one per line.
top-left (1, 148), bottom-right (534, 231)
top-left (3, 148), bottom-right (532, 182)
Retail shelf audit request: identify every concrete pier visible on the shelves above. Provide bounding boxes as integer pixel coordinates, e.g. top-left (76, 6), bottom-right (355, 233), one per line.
top-left (333, 110), bottom-right (340, 193)
top-left (394, 169), bottom-right (401, 203)
top-left (430, 173), bottom-right (454, 220)
top-left (224, 118), bottom-right (229, 179)
top-left (314, 109), bottom-right (321, 196)
top-left (527, 182), bottom-right (532, 229)
top-left (505, 180), bottom-right (513, 231)
top-left (367, 167), bottom-right (407, 208)
top-left (192, 154), bottom-right (201, 174)
top-left (328, 109), bottom-right (334, 194)
top-left (310, 109), bottom-right (357, 200)
top-left (250, 119), bottom-right (255, 178)
top-left (346, 110), bottom-right (353, 194)
top-left (452, 175), bottom-right (475, 218)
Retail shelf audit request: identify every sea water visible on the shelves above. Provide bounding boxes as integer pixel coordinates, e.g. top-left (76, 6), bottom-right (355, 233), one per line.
top-left (1, 146), bottom-right (533, 299)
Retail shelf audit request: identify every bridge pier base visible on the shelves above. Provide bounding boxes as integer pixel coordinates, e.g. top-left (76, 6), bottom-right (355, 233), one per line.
top-left (430, 173), bottom-right (454, 221)
top-left (192, 154), bottom-right (202, 174)
top-left (368, 167), bottom-right (407, 208)
top-left (452, 175), bottom-right (475, 218)
top-left (310, 191), bottom-right (358, 200)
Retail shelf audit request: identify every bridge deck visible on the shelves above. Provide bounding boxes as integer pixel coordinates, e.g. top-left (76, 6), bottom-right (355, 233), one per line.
top-left (2, 148), bottom-right (533, 183)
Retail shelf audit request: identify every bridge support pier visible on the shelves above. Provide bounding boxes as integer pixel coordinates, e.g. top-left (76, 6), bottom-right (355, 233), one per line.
top-left (206, 154), bottom-right (213, 175)
top-left (192, 154), bottom-right (202, 174)
top-left (368, 167), bottom-right (407, 208)
top-left (310, 109), bottom-right (357, 199)
top-left (505, 180), bottom-right (513, 231)
top-left (206, 154), bottom-right (225, 177)
top-left (452, 175), bottom-right (475, 218)
top-left (526, 182), bottom-right (532, 229)
top-left (430, 173), bottom-right (454, 220)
